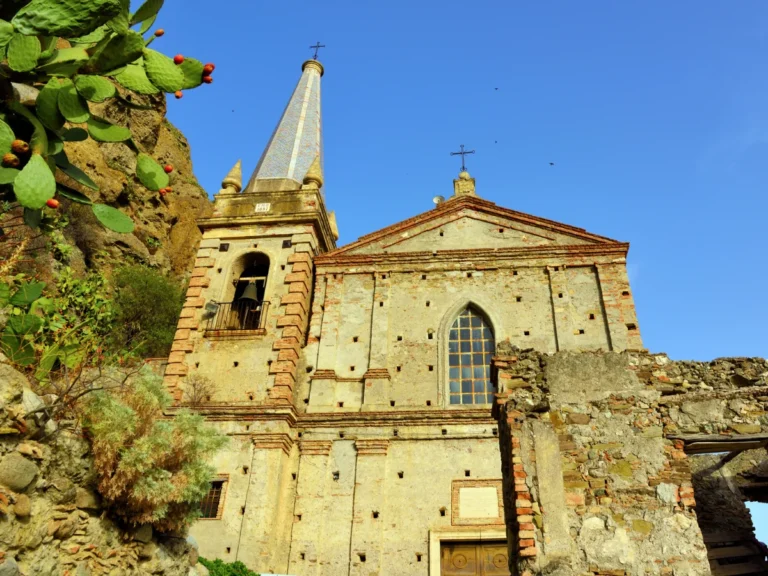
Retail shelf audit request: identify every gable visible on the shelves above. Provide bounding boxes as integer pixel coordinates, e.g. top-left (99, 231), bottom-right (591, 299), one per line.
top-left (330, 196), bottom-right (620, 257)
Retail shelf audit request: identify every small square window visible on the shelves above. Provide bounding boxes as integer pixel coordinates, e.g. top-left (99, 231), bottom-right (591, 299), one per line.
top-left (626, 323), bottom-right (637, 331)
top-left (337, 402), bottom-right (344, 408)
top-left (622, 290), bottom-right (630, 296)
top-left (372, 511), bottom-right (379, 519)
top-left (426, 301), bottom-right (430, 307)
top-left (589, 313), bottom-right (595, 320)
top-left (282, 239), bottom-right (292, 249)
top-left (200, 480), bottom-right (225, 518)
top-left (558, 293), bottom-right (563, 298)
top-left (513, 270), bottom-right (518, 276)
top-left (390, 400), bottom-right (396, 407)
top-left (465, 470), bottom-right (470, 477)
top-left (398, 471), bottom-right (404, 479)
top-left (358, 553), bottom-right (366, 563)
top-left (396, 366), bottom-right (402, 372)
top-left (219, 243), bottom-right (229, 252)
top-left (516, 296), bottom-right (522, 302)
top-left (280, 264), bottom-right (285, 271)
top-left (339, 432), bottom-right (345, 438)
top-left (393, 429), bottom-right (398, 437)
top-left (439, 507), bottom-right (446, 517)
top-left (421, 274), bottom-right (427, 280)
top-left (524, 330), bottom-right (530, 336)
top-left (353, 336), bottom-right (358, 342)
top-left (578, 329), bottom-right (585, 335)
top-left (426, 400), bottom-right (432, 406)
top-left (379, 302), bottom-right (384, 307)
top-left (427, 332), bottom-right (434, 340)
top-left (300, 553), bottom-right (305, 560)
top-left (381, 274), bottom-right (387, 279)
top-left (466, 272), bottom-right (472, 278)
top-left (428, 365), bottom-right (434, 371)
top-left (397, 335), bottom-right (403, 341)
top-left (333, 471), bottom-right (340, 480)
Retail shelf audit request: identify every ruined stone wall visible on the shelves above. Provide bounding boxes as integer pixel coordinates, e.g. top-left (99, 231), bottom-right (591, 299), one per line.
top-left (493, 349), bottom-right (768, 576)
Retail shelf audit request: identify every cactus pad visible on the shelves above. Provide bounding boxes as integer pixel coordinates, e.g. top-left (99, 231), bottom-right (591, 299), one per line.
top-left (75, 75), bottom-right (116, 102)
top-left (130, 0), bottom-right (164, 26)
top-left (114, 63), bottom-right (159, 94)
top-left (0, 20), bottom-right (14, 47)
top-left (142, 48), bottom-right (183, 92)
top-left (136, 152), bottom-right (169, 191)
top-left (87, 117), bottom-right (131, 142)
top-left (54, 152), bottom-right (99, 190)
top-left (107, 0), bottom-right (130, 35)
top-left (0, 167), bottom-right (19, 184)
top-left (12, 0), bottom-right (122, 37)
top-left (70, 24), bottom-right (109, 44)
top-left (58, 79), bottom-right (90, 123)
top-left (179, 57), bottom-right (204, 89)
top-left (90, 30), bottom-right (144, 73)
top-left (13, 154), bottom-right (56, 209)
top-left (38, 47), bottom-right (89, 75)
top-left (92, 203), bottom-right (134, 233)
top-left (0, 119), bottom-right (15, 156)
top-left (7, 34), bottom-right (41, 72)
top-left (36, 79), bottom-right (65, 131)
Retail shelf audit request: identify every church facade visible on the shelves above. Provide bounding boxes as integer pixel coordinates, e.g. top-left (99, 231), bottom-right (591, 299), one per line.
top-left (163, 58), bottom-right (643, 575)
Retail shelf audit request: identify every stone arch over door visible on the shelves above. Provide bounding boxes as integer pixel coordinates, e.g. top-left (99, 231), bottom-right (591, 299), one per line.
top-left (437, 296), bottom-right (502, 408)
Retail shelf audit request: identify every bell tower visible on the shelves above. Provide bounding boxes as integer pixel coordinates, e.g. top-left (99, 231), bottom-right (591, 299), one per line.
top-left (164, 58), bottom-right (338, 409)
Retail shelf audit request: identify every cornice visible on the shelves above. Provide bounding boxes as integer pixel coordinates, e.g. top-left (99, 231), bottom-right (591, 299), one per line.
top-left (314, 243), bottom-right (630, 269)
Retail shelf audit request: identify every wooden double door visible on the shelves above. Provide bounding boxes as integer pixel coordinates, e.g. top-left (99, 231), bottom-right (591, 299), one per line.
top-left (440, 541), bottom-right (511, 575)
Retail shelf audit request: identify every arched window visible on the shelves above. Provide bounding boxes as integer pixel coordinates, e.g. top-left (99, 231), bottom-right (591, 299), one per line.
top-left (207, 252), bottom-right (270, 332)
top-left (448, 307), bottom-right (495, 405)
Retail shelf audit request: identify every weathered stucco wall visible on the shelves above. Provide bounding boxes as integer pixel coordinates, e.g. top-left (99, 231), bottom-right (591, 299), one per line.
top-left (494, 349), bottom-right (768, 576)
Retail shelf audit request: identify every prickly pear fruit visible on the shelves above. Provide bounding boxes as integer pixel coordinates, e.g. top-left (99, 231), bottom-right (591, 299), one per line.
top-left (155, 29), bottom-right (164, 37)
top-left (11, 140), bottom-right (29, 155)
top-left (203, 63), bottom-right (215, 75)
top-left (165, 186), bottom-right (172, 193)
top-left (2, 153), bottom-right (20, 168)
top-left (164, 164), bottom-right (173, 174)
top-left (174, 90), bottom-right (183, 99)
top-left (159, 188), bottom-right (167, 195)
top-left (173, 54), bottom-right (184, 65)
top-left (202, 76), bottom-right (213, 84)
top-left (46, 198), bottom-right (60, 208)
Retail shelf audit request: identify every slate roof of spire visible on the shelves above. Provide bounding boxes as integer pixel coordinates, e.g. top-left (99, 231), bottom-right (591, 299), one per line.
top-left (244, 60), bottom-right (324, 193)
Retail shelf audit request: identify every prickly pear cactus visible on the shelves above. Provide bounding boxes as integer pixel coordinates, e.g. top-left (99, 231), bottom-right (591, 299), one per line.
top-left (0, 0), bottom-right (216, 242)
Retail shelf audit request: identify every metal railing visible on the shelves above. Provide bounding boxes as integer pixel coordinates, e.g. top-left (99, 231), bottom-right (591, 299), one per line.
top-left (204, 300), bottom-right (269, 332)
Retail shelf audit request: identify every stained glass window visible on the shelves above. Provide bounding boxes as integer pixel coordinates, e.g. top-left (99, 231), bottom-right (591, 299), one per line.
top-left (448, 307), bottom-right (495, 405)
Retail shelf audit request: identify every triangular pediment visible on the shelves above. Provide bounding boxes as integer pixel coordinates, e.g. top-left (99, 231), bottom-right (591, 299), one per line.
top-left (328, 196), bottom-right (621, 257)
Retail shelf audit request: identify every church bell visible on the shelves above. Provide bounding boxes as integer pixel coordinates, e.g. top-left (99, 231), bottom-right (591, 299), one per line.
top-left (239, 281), bottom-right (259, 302)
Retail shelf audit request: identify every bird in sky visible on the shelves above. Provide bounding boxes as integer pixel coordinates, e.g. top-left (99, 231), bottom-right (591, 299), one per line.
top-left (549, 162), bottom-right (555, 166)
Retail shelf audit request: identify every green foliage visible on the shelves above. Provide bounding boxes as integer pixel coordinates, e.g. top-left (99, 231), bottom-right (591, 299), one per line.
top-left (0, 0), bottom-right (214, 247)
top-left (198, 558), bottom-right (260, 576)
top-left (81, 370), bottom-right (228, 532)
top-left (136, 153), bottom-right (168, 191)
top-left (110, 264), bottom-right (183, 358)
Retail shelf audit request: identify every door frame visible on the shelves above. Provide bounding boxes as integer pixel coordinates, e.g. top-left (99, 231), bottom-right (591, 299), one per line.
top-left (429, 528), bottom-right (509, 576)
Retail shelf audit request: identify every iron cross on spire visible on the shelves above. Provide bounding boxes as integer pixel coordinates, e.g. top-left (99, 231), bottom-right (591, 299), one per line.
top-left (309, 42), bottom-right (326, 60)
top-left (450, 144), bottom-right (475, 172)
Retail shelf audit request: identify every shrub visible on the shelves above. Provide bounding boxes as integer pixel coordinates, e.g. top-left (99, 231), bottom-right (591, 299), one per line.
top-left (199, 558), bottom-right (259, 576)
top-left (81, 369), bottom-right (227, 532)
top-left (111, 265), bottom-right (184, 358)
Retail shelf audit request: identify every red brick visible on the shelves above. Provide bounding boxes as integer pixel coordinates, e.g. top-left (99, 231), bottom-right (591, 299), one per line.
top-left (186, 287), bottom-right (203, 297)
top-left (287, 252), bottom-right (312, 264)
top-left (180, 308), bottom-right (196, 318)
top-left (277, 348), bottom-right (299, 363)
top-left (281, 292), bottom-right (309, 306)
top-left (165, 363), bottom-right (188, 376)
top-left (188, 276), bottom-right (210, 288)
top-left (185, 297), bottom-right (206, 308)
top-left (281, 326), bottom-right (304, 339)
top-left (288, 282), bottom-right (309, 295)
top-left (194, 257), bottom-right (215, 268)
top-left (519, 523), bottom-right (535, 531)
top-left (516, 508), bottom-right (533, 515)
top-left (681, 498), bottom-right (696, 507)
top-left (274, 373), bottom-right (295, 386)
top-left (513, 464), bottom-right (524, 471)
top-left (276, 315), bottom-right (304, 328)
top-left (519, 539), bottom-right (536, 548)
top-left (291, 261), bottom-right (312, 274)
top-left (174, 329), bottom-right (191, 341)
top-left (171, 340), bottom-right (194, 352)
top-left (565, 493), bottom-right (585, 506)
top-left (514, 484), bottom-right (528, 492)
top-left (168, 351), bottom-right (186, 364)
top-left (177, 318), bottom-right (199, 330)
top-left (269, 361), bottom-right (295, 374)
top-left (284, 303), bottom-right (307, 318)
top-left (519, 547), bottom-right (537, 557)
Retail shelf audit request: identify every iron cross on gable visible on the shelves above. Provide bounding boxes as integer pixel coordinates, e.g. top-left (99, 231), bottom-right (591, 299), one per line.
top-left (450, 144), bottom-right (475, 172)
top-left (309, 42), bottom-right (326, 60)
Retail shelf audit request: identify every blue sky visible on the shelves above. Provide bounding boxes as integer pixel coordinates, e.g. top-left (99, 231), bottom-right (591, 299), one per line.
top-left (150, 0), bottom-right (767, 540)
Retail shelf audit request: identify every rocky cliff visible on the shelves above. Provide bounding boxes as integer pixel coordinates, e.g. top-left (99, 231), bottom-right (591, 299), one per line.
top-left (59, 89), bottom-right (213, 279)
top-left (0, 358), bottom-right (210, 576)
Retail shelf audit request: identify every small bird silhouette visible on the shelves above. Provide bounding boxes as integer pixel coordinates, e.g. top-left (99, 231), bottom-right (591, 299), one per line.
top-left (495, 87), bottom-right (499, 90)
top-left (549, 162), bottom-right (555, 166)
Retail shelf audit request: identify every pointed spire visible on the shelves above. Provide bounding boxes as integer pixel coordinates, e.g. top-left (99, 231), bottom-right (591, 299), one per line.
top-left (244, 60), bottom-right (324, 193)
top-left (220, 159), bottom-right (242, 194)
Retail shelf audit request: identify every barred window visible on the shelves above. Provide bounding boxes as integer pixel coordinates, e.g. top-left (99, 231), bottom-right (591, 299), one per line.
top-left (200, 480), bottom-right (225, 519)
top-left (448, 307), bottom-right (495, 405)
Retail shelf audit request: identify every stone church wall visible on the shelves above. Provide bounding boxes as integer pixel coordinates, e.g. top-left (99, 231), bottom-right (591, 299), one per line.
top-left (494, 349), bottom-right (768, 576)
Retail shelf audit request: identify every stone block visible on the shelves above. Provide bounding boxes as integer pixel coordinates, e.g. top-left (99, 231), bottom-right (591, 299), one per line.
top-left (171, 341), bottom-right (195, 352)
top-left (185, 297), bottom-right (206, 308)
top-left (288, 282), bottom-right (309, 295)
top-left (269, 361), bottom-right (295, 374)
top-left (291, 262), bottom-right (312, 274)
top-left (190, 268), bottom-right (208, 278)
top-left (284, 303), bottom-right (307, 318)
top-left (194, 257), bottom-right (215, 268)
top-left (180, 308), bottom-right (196, 318)
top-left (186, 287), bottom-right (203, 297)
top-left (276, 315), bottom-right (304, 328)
top-left (199, 238), bottom-right (220, 249)
top-left (519, 547), bottom-right (537, 557)
top-left (567, 413), bottom-right (591, 425)
top-left (278, 348), bottom-right (299, 362)
top-left (274, 373), bottom-right (295, 386)
top-left (731, 424), bottom-right (761, 434)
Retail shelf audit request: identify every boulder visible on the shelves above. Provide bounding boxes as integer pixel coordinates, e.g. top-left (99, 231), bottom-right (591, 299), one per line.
top-left (0, 557), bottom-right (19, 576)
top-left (0, 452), bottom-right (39, 492)
top-left (76, 487), bottom-right (101, 511)
top-left (21, 388), bottom-right (45, 416)
top-left (13, 494), bottom-right (31, 517)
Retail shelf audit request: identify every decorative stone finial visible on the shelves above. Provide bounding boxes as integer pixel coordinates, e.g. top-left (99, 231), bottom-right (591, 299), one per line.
top-left (302, 59), bottom-right (324, 77)
top-left (328, 211), bottom-right (340, 241)
top-left (453, 170), bottom-right (477, 197)
top-left (303, 155), bottom-right (324, 188)
top-left (221, 160), bottom-right (242, 194)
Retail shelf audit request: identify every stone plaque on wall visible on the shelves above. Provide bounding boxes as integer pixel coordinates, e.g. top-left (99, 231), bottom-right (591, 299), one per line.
top-left (451, 479), bottom-right (504, 526)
